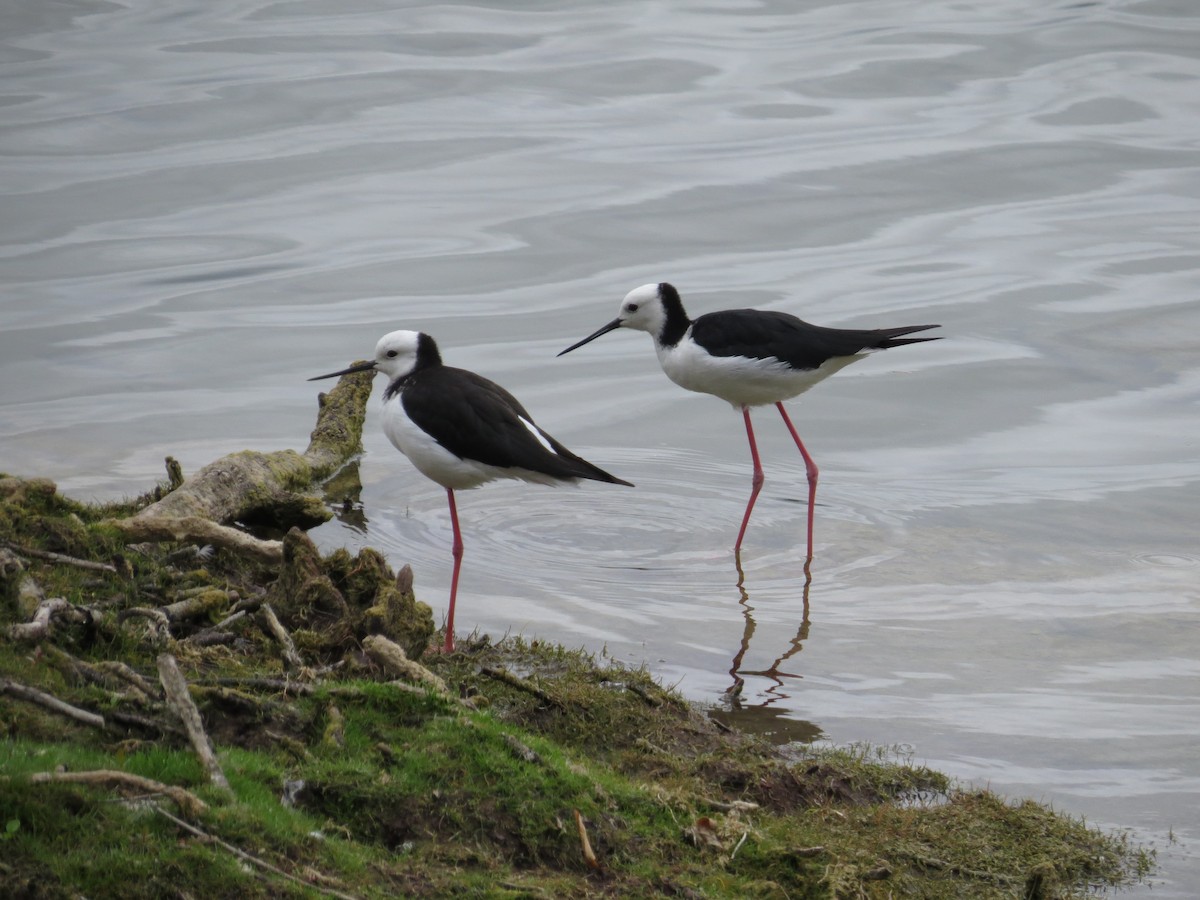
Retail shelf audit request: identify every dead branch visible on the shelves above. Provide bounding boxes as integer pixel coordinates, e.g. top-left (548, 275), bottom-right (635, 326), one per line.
top-left (479, 664), bottom-right (561, 708)
top-left (96, 661), bottom-right (160, 700)
top-left (160, 589), bottom-right (231, 623)
top-left (0, 677), bottom-right (106, 729)
top-left (104, 369), bottom-right (374, 564)
top-left (111, 515), bottom-right (283, 565)
top-left (153, 805), bottom-right (363, 900)
top-left (27, 769), bottom-right (207, 817)
top-left (1, 540), bottom-right (118, 573)
top-left (574, 809), bottom-right (601, 870)
top-left (118, 607), bottom-right (172, 643)
top-left (362, 635), bottom-right (448, 693)
top-left (200, 677), bottom-right (315, 697)
top-left (501, 733), bottom-right (541, 764)
top-left (258, 603), bottom-right (305, 671)
top-left (8, 597), bottom-right (84, 642)
top-left (156, 653), bottom-right (232, 794)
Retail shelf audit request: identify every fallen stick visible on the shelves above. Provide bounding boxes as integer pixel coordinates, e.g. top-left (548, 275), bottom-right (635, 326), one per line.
top-left (479, 664), bottom-right (561, 707)
top-left (362, 635), bottom-right (447, 693)
top-left (1, 541), bottom-right (117, 573)
top-left (156, 654), bottom-right (231, 794)
top-left (574, 809), bottom-right (601, 870)
top-left (28, 769), bottom-right (207, 817)
top-left (259, 603), bottom-right (305, 672)
top-left (153, 805), bottom-right (362, 900)
top-left (8, 597), bottom-right (79, 641)
top-left (0, 677), bottom-right (106, 729)
top-left (113, 515), bottom-right (283, 565)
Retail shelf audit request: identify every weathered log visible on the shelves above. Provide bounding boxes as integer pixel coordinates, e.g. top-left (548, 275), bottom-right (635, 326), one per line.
top-left (0, 677), bottom-right (106, 729)
top-left (27, 769), bottom-right (208, 818)
top-left (105, 367), bottom-right (374, 560)
top-left (157, 653), bottom-right (232, 794)
top-left (362, 635), bottom-right (447, 693)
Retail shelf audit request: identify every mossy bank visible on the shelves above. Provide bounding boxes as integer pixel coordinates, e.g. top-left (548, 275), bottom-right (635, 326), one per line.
top-left (0, 472), bottom-right (1151, 898)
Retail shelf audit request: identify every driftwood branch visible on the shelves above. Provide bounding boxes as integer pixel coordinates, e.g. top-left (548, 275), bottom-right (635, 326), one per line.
top-left (362, 635), bottom-right (448, 693)
top-left (27, 769), bottom-right (207, 818)
top-left (112, 516), bottom-right (283, 565)
top-left (104, 368), bottom-right (373, 562)
top-left (8, 597), bottom-right (81, 642)
top-left (259, 603), bottom-right (305, 672)
top-left (0, 677), bottom-right (106, 729)
top-left (156, 654), bottom-right (231, 794)
top-left (479, 664), bottom-right (561, 708)
top-left (1, 541), bottom-right (117, 573)
top-left (574, 809), bottom-right (601, 870)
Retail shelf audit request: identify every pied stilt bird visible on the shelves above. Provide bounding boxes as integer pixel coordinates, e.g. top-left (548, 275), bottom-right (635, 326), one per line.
top-left (557, 283), bottom-right (940, 559)
top-left (312, 330), bottom-right (632, 653)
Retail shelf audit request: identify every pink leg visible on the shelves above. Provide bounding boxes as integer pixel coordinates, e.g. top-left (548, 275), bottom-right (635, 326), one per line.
top-left (734, 406), bottom-right (765, 552)
top-left (775, 402), bottom-right (818, 560)
top-left (443, 488), bottom-right (464, 653)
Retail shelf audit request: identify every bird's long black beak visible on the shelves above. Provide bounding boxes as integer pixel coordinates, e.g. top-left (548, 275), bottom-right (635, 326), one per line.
top-left (557, 318), bottom-right (623, 357)
top-left (308, 359), bottom-right (377, 381)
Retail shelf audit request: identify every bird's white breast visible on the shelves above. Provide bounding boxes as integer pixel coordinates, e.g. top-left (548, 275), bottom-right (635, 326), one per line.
top-left (656, 331), bottom-right (865, 408)
top-left (381, 396), bottom-right (497, 490)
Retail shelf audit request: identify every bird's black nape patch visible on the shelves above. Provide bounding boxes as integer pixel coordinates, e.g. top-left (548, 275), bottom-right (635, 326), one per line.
top-left (416, 332), bottom-right (443, 370)
top-left (657, 282), bottom-right (692, 347)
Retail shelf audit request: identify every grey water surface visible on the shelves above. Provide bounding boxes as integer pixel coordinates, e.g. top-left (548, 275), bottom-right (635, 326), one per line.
top-left (2, 0), bottom-right (1198, 892)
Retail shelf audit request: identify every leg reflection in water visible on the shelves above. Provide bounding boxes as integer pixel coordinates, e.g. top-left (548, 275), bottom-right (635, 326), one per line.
top-left (716, 554), bottom-right (819, 743)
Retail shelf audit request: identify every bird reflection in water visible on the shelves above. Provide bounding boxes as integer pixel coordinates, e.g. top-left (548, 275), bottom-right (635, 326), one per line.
top-left (709, 554), bottom-right (822, 744)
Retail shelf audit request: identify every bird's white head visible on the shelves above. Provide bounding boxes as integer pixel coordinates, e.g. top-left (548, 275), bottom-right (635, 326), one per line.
top-left (370, 329), bottom-right (426, 380)
top-left (309, 329), bottom-right (440, 384)
top-left (614, 283), bottom-right (668, 335)
top-left (558, 282), bottom-right (686, 356)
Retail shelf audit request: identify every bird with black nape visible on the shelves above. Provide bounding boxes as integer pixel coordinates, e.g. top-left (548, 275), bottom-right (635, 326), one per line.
top-left (312, 329), bottom-right (632, 653)
top-left (558, 282), bottom-right (941, 560)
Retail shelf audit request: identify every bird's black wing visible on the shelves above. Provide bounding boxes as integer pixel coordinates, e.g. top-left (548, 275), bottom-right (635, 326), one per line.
top-left (401, 367), bottom-right (631, 486)
top-left (692, 309), bottom-right (940, 370)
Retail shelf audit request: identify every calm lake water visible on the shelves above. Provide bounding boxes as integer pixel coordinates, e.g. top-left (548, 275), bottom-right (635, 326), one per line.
top-left (3, 0), bottom-right (1199, 892)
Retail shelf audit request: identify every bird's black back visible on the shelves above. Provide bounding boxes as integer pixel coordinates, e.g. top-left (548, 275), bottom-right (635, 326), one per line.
top-left (399, 366), bottom-right (632, 486)
top-left (691, 309), bottom-right (940, 371)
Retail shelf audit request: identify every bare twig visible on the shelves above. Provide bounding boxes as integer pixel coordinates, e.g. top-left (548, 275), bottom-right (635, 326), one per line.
top-left (160, 590), bottom-right (230, 623)
top-left (362, 635), bottom-right (447, 693)
top-left (96, 661), bottom-right (160, 700)
top-left (156, 654), bottom-right (231, 794)
top-left (201, 677), bottom-right (315, 696)
top-left (118, 607), bottom-right (172, 643)
top-left (258, 603), bottom-right (305, 671)
top-left (8, 597), bottom-right (83, 641)
top-left (0, 677), bottom-right (105, 729)
top-left (1, 540), bottom-right (117, 573)
top-left (574, 809), bottom-right (601, 870)
top-left (152, 805), bottom-right (362, 900)
top-left (111, 515), bottom-right (282, 565)
top-left (27, 769), bottom-right (207, 817)
top-left (730, 831), bottom-right (749, 860)
top-left (479, 664), bottom-right (561, 707)
top-left (501, 733), bottom-right (541, 764)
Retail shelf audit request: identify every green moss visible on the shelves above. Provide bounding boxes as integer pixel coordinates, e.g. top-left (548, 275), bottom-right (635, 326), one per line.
top-left (0, 475), bottom-right (1152, 898)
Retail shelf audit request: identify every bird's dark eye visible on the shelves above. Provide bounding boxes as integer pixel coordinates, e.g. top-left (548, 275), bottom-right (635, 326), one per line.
top-left (386, 350), bottom-right (398, 358)
top-left (625, 303), bottom-right (639, 313)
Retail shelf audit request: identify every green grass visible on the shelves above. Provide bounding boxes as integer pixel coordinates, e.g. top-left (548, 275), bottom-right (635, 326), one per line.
top-left (0, 473), bottom-right (1153, 898)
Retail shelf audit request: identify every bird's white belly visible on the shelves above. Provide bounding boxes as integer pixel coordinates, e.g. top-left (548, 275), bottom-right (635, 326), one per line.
top-left (657, 340), bottom-right (864, 407)
top-left (381, 399), bottom-right (498, 490)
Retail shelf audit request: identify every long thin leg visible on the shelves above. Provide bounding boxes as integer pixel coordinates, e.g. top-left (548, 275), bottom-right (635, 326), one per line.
top-left (734, 405), bottom-right (764, 553)
top-left (775, 402), bottom-right (818, 560)
top-left (444, 488), bottom-right (464, 653)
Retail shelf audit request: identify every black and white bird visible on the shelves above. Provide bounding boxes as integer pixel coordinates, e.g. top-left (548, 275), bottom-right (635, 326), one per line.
top-left (311, 330), bottom-right (632, 653)
top-left (558, 283), bottom-right (940, 559)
